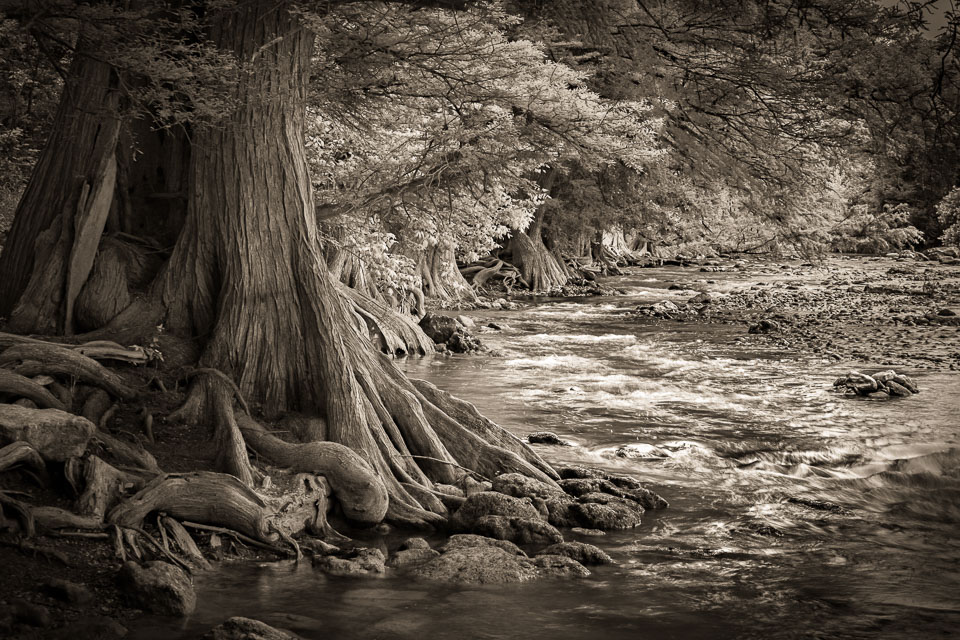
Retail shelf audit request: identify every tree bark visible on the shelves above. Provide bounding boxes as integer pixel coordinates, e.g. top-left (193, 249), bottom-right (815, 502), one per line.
top-left (0, 52), bottom-right (121, 327)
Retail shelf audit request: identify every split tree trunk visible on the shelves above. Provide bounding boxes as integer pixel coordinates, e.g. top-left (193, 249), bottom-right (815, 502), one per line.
top-left (0, 52), bottom-right (122, 330)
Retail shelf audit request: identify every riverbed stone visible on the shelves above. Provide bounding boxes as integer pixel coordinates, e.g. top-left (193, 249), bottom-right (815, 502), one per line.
top-left (313, 548), bottom-right (386, 577)
top-left (492, 473), bottom-right (565, 501)
top-left (544, 496), bottom-right (579, 528)
top-left (571, 499), bottom-right (643, 530)
top-left (450, 491), bottom-right (541, 530)
top-left (537, 541), bottom-right (613, 565)
top-left (527, 432), bottom-right (569, 446)
top-left (444, 533), bottom-right (527, 556)
top-left (472, 515), bottom-right (563, 545)
top-left (202, 617), bottom-right (302, 640)
top-left (398, 537), bottom-right (431, 551)
top-left (411, 546), bottom-right (538, 584)
top-left (418, 313), bottom-right (459, 343)
top-left (387, 547), bottom-right (441, 570)
top-left (532, 554), bottom-right (591, 578)
top-left (118, 560), bottom-right (196, 616)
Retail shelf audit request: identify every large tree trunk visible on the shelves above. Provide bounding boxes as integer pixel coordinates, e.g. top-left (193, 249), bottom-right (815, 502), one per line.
top-left (418, 239), bottom-right (477, 305)
top-left (508, 209), bottom-right (569, 293)
top-left (102, 1), bottom-right (554, 528)
top-left (0, 52), bottom-right (122, 330)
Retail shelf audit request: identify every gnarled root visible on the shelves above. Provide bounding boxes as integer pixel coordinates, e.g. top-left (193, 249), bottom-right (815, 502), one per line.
top-left (237, 416), bottom-right (389, 526)
top-left (0, 343), bottom-right (135, 400)
top-left (339, 283), bottom-right (434, 356)
top-left (0, 369), bottom-right (67, 410)
top-left (108, 471), bottom-right (277, 543)
top-left (0, 442), bottom-right (47, 478)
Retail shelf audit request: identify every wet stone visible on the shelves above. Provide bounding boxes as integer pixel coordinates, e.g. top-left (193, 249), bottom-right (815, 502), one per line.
top-left (450, 491), bottom-right (541, 531)
top-left (472, 515), bottom-right (563, 545)
top-left (538, 541), bottom-right (613, 565)
top-left (411, 546), bottom-right (538, 584)
top-left (202, 616), bottom-right (302, 640)
top-left (492, 472), bottom-right (566, 501)
top-left (527, 432), bottom-right (569, 446)
top-left (444, 534), bottom-right (527, 556)
top-left (387, 548), bottom-right (440, 570)
top-left (532, 554), bottom-right (591, 578)
top-left (571, 500), bottom-right (643, 530)
top-left (313, 548), bottom-right (386, 577)
top-left (398, 537), bottom-right (431, 551)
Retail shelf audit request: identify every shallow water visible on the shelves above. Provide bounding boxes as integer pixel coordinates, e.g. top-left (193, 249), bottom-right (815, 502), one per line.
top-left (137, 266), bottom-right (960, 639)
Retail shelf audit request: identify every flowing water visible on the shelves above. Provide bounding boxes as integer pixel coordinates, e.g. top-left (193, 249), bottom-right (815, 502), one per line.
top-left (138, 267), bottom-right (960, 639)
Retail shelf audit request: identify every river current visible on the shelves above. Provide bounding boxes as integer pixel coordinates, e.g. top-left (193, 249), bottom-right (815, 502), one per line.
top-left (139, 266), bottom-right (960, 639)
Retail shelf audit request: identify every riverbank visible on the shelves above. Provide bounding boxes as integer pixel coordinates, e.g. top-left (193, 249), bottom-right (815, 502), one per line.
top-left (632, 253), bottom-right (960, 371)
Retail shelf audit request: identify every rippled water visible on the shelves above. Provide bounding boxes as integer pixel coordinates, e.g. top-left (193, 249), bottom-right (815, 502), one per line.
top-left (138, 267), bottom-right (960, 639)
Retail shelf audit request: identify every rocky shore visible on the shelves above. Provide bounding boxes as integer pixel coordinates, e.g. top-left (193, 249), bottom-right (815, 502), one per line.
top-left (632, 252), bottom-right (960, 370)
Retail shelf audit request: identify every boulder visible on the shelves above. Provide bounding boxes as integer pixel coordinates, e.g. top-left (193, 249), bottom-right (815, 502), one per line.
top-left (544, 496), bottom-right (579, 528)
top-left (418, 314), bottom-right (460, 344)
top-left (526, 432), bottom-right (569, 446)
top-left (398, 537), bottom-right (431, 551)
top-left (313, 548), bottom-right (386, 577)
top-left (0, 405), bottom-right (95, 461)
top-left (571, 498), bottom-right (643, 530)
top-left (411, 546), bottom-right (538, 584)
top-left (202, 617), bottom-right (302, 640)
top-left (118, 561), bottom-right (196, 616)
top-left (472, 515), bottom-right (563, 545)
top-left (689, 292), bottom-right (712, 304)
top-left (537, 541), bottom-right (613, 565)
top-left (491, 473), bottom-right (565, 501)
top-left (450, 491), bottom-right (541, 531)
top-left (532, 554), bottom-right (591, 578)
top-left (386, 548), bottom-right (440, 569)
top-left (444, 534), bottom-right (526, 556)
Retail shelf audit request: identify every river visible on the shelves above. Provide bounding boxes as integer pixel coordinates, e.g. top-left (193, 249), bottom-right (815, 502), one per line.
top-left (138, 265), bottom-right (960, 639)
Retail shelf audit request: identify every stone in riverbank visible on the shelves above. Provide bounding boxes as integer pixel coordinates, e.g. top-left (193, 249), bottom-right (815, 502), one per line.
top-left (526, 431), bottom-right (570, 446)
top-left (202, 616), bottom-right (302, 640)
top-left (410, 539), bottom-right (591, 583)
top-left (313, 548), bottom-right (386, 577)
top-left (450, 491), bottom-right (542, 530)
top-left (118, 560), bottom-right (195, 616)
top-left (473, 515), bottom-right (563, 545)
top-left (537, 542), bottom-right (613, 565)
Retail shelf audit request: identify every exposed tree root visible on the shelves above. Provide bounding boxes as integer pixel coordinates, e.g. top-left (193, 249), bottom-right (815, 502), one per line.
top-left (75, 455), bottom-right (138, 520)
top-left (107, 471), bottom-right (277, 543)
top-left (93, 431), bottom-right (160, 472)
top-left (160, 515), bottom-right (212, 570)
top-left (237, 416), bottom-right (389, 525)
top-left (508, 231), bottom-right (569, 292)
top-left (0, 442), bottom-right (47, 478)
top-left (339, 283), bottom-right (434, 356)
top-left (0, 369), bottom-right (67, 410)
top-left (0, 343), bottom-right (135, 400)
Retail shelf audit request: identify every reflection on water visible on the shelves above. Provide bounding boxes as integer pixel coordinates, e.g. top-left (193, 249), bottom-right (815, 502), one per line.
top-left (136, 269), bottom-right (960, 639)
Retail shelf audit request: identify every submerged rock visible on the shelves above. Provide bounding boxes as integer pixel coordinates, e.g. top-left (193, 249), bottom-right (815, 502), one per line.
top-left (527, 431), bottom-right (569, 446)
top-left (387, 548), bottom-right (441, 570)
top-left (202, 617), bottom-right (302, 640)
top-left (118, 561), bottom-right (196, 616)
top-left (571, 500), bottom-right (643, 530)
